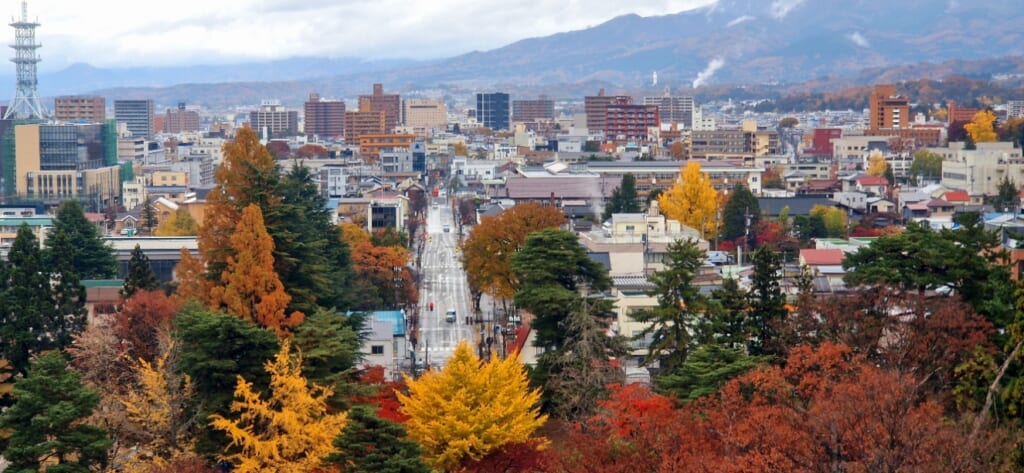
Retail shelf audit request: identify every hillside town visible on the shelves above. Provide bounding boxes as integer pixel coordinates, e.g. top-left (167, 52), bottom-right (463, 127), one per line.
top-left (3, 0), bottom-right (1024, 471)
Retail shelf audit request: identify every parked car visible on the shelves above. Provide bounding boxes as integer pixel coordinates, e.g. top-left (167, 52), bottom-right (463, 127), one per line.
top-left (445, 309), bottom-right (456, 323)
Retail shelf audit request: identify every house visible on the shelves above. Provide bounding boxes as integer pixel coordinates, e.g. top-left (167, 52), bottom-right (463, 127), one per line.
top-left (799, 248), bottom-right (846, 292)
top-left (866, 198), bottom-right (898, 215)
top-left (362, 318), bottom-right (399, 380)
top-left (853, 175), bottom-right (889, 196)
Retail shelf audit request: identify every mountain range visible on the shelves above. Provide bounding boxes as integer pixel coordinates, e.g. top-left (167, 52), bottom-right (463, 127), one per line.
top-left (8, 0), bottom-right (1024, 107)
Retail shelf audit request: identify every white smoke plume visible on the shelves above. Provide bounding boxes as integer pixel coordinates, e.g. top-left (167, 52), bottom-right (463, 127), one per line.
top-left (692, 57), bottom-right (725, 88)
top-left (848, 31), bottom-right (870, 48)
top-left (770, 0), bottom-right (806, 19)
top-left (727, 15), bottom-right (755, 27)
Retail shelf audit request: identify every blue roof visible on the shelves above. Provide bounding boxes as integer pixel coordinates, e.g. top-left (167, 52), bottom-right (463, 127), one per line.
top-left (370, 310), bottom-right (406, 337)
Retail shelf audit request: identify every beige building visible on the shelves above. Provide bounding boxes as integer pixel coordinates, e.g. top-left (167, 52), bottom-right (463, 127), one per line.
top-left (938, 142), bottom-right (1024, 196)
top-left (402, 99), bottom-right (447, 135)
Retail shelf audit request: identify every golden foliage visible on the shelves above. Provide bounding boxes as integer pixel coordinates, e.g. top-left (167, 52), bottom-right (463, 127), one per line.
top-left (209, 339), bottom-right (347, 473)
top-left (398, 341), bottom-right (547, 471)
top-left (810, 205), bottom-right (848, 238)
top-left (866, 149), bottom-right (888, 177)
top-left (658, 161), bottom-right (721, 240)
top-left (209, 204), bottom-right (303, 335)
top-left (965, 110), bottom-right (998, 143)
top-left (339, 222), bottom-right (371, 248)
top-left (171, 248), bottom-right (205, 305)
top-left (155, 207), bottom-right (199, 237)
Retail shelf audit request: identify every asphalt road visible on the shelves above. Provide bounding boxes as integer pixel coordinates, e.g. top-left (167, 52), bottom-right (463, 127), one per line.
top-left (416, 196), bottom-right (474, 369)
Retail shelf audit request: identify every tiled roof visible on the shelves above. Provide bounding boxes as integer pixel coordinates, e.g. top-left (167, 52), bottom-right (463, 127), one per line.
top-left (856, 176), bottom-right (888, 186)
top-left (800, 248), bottom-right (845, 266)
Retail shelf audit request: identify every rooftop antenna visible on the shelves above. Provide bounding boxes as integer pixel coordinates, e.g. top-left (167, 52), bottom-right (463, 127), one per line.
top-left (4, 0), bottom-right (46, 120)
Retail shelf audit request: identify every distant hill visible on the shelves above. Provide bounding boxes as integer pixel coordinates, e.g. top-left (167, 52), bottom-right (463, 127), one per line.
top-left (11, 0), bottom-right (1024, 106)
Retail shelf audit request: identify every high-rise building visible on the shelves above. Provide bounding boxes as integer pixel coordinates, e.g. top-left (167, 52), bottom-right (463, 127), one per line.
top-left (249, 100), bottom-right (299, 137)
top-left (643, 94), bottom-right (694, 128)
top-left (584, 89), bottom-right (631, 133)
top-left (54, 95), bottom-right (106, 123)
top-left (1009, 101), bottom-right (1024, 119)
top-left (476, 92), bottom-right (510, 131)
top-left (402, 99), bottom-right (447, 133)
top-left (868, 85), bottom-right (909, 131)
top-left (605, 97), bottom-right (659, 143)
top-left (358, 83), bottom-right (400, 132)
top-left (114, 99), bottom-right (155, 138)
top-left (304, 93), bottom-right (345, 140)
top-left (512, 98), bottom-right (554, 122)
top-left (163, 102), bottom-right (199, 133)
top-left (344, 110), bottom-right (386, 142)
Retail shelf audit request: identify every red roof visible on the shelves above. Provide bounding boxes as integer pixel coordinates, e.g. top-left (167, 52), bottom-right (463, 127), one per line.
top-left (84, 212), bottom-right (106, 223)
top-left (926, 198), bottom-right (952, 208)
top-left (800, 248), bottom-right (845, 266)
top-left (943, 191), bottom-right (969, 203)
top-left (856, 176), bottom-right (888, 186)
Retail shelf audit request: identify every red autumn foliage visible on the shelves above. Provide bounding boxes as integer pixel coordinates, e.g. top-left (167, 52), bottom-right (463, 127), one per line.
top-left (461, 439), bottom-right (547, 473)
top-left (114, 290), bottom-right (182, 362)
top-left (350, 365), bottom-right (409, 423)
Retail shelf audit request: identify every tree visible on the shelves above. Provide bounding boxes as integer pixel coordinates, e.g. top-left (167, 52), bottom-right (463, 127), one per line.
top-left (155, 207), bottom-right (199, 236)
top-left (657, 344), bottom-right (763, 403)
top-left (44, 228), bottom-right (89, 355)
top-left (208, 204), bottom-right (303, 335)
top-left (174, 305), bottom-right (280, 455)
top-left (910, 149), bottom-right (944, 183)
top-left (323, 405), bottom-right (430, 473)
top-left (992, 174), bottom-right (1018, 212)
top-left (461, 202), bottom-right (565, 304)
top-left (747, 246), bottom-right (787, 358)
top-left (810, 204), bottom-right (848, 238)
top-left (630, 238), bottom-right (707, 372)
top-left (658, 161), bottom-right (720, 241)
top-left (0, 351), bottom-right (111, 471)
top-left (115, 290), bottom-right (182, 363)
top-left (721, 183), bottom-right (760, 243)
top-left (602, 173), bottom-right (642, 220)
top-left (706, 277), bottom-right (751, 348)
top-left (452, 141), bottom-right (468, 156)
top-left (122, 244), bottom-right (160, 299)
top-left (512, 229), bottom-right (611, 350)
top-left (866, 149), bottom-right (888, 176)
top-left (294, 143), bottom-right (327, 158)
top-left (291, 308), bottom-right (364, 408)
top-left (45, 199), bottom-right (118, 279)
top-left (349, 240), bottom-right (415, 311)
top-left (210, 339), bottom-right (348, 472)
top-left (668, 141), bottom-right (685, 159)
top-left (778, 116), bottom-right (799, 128)
top-left (171, 248), bottom-right (204, 305)
top-left (966, 109), bottom-right (998, 143)
top-left (397, 341), bottom-right (546, 471)
top-left (265, 140), bottom-right (291, 159)
top-left (142, 196), bottom-right (159, 234)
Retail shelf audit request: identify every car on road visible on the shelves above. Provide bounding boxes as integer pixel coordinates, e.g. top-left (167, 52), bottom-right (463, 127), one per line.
top-left (445, 309), bottom-right (456, 323)
top-left (443, 224), bottom-right (451, 232)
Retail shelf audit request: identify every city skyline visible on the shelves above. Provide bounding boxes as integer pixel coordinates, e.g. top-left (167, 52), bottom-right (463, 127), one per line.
top-left (16, 0), bottom-right (716, 70)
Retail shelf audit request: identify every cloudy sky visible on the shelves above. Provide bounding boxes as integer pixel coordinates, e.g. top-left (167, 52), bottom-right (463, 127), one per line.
top-left (15, 0), bottom-right (716, 70)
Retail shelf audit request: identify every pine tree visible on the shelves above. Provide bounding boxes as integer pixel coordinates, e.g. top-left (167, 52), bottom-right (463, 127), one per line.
top-left (602, 173), bottom-right (641, 220)
top-left (45, 199), bottom-right (118, 279)
top-left (44, 228), bottom-right (88, 353)
top-left (208, 204), bottom-right (303, 335)
top-left (398, 341), bottom-right (546, 471)
top-left (210, 339), bottom-right (348, 473)
top-left (0, 351), bottom-right (112, 471)
top-left (707, 277), bottom-right (751, 348)
top-left (748, 246), bottom-right (787, 358)
top-left (122, 244), bottom-right (160, 299)
top-left (291, 308), bottom-right (364, 408)
top-left (142, 196), bottom-right (159, 234)
top-left (324, 405), bottom-right (430, 473)
top-left (721, 183), bottom-right (760, 243)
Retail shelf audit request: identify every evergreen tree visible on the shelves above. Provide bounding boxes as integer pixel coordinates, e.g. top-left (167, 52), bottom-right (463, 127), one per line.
top-left (142, 196), bottom-right (158, 234)
top-left (721, 184), bottom-right (760, 243)
top-left (45, 200), bottom-right (118, 279)
top-left (602, 173), bottom-right (641, 220)
top-left (656, 344), bottom-right (763, 403)
top-left (174, 304), bottom-right (280, 455)
top-left (44, 229), bottom-right (88, 353)
top-left (121, 244), bottom-right (160, 299)
top-left (0, 351), bottom-right (111, 471)
top-left (992, 174), bottom-right (1019, 213)
top-left (292, 308), bottom-right (364, 408)
top-left (747, 246), bottom-right (787, 358)
top-left (630, 238), bottom-right (707, 372)
top-left (706, 277), bottom-right (751, 348)
top-left (324, 405), bottom-right (431, 473)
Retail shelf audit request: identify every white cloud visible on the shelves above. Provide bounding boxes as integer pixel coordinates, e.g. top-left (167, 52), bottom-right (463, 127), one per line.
top-left (848, 31), bottom-right (870, 48)
top-left (692, 57), bottom-right (725, 88)
top-left (726, 15), bottom-right (755, 27)
top-left (769, 0), bottom-right (806, 19)
top-left (15, 0), bottom-right (719, 69)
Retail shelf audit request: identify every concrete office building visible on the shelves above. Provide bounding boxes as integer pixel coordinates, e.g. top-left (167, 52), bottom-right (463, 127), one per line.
top-left (54, 95), bottom-right (106, 123)
top-left (584, 89), bottom-right (631, 133)
top-left (114, 99), bottom-right (155, 139)
top-left (868, 85), bottom-right (909, 131)
top-left (358, 84), bottom-right (401, 132)
top-left (512, 98), bottom-right (554, 122)
top-left (476, 92), bottom-right (510, 131)
top-left (250, 100), bottom-right (299, 137)
top-left (402, 99), bottom-right (447, 134)
top-left (304, 93), bottom-right (346, 140)
top-left (345, 111), bottom-right (386, 142)
top-left (643, 94), bottom-right (695, 128)
top-left (163, 103), bottom-right (200, 133)
top-left (605, 97), bottom-right (659, 143)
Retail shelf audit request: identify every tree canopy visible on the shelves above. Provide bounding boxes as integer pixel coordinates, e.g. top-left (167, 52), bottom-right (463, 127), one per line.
top-left (602, 173), bottom-right (641, 220)
top-left (45, 199), bottom-right (118, 279)
top-left (658, 161), bottom-right (720, 240)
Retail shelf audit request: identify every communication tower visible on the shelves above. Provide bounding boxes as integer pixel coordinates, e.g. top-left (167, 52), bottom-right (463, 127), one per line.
top-left (4, 1), bottom-right (46, 120)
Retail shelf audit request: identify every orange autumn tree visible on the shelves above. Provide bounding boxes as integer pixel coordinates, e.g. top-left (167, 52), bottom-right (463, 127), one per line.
top-left (209, 204), bottom-right (303, 335)
top-left (171, 248), bottom-right (205, 305)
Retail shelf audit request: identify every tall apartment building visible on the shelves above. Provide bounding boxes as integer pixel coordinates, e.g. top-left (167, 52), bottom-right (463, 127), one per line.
top-left (1008, 100), bottom-right (1024, 119)
top-left (54, 95), bottom-right (105, 123)
top-left (402, 99), bottom-right (447, 133)
top-left (948, 100), bottom-right (980, 123)
top-left (345, 111), bottom-right (386, 142)
top-left (605, 97), bottom-right (659, 143)
top-left (584, 89), bottom-right (632, 133)
top-left (114, 99), bottom-right (155, 139)
top-left (304, 93), bottom-right (346, 140)
top-left (512, 98), bottom-right (554, 122)
top-left (163, 103), bottom-right (200, 133)
top-left (249, 100), bottom-right (299, 137)
top-left (691, 121), bottom-right (779, 161)
top-left (476, 92), bottom-right (510, 131)
top-left (868, 85), bottom-right (909, 131)
top-left (643, 94), bottom-right (694, 128)
top-left (358, 84), bottom-right (400, 132)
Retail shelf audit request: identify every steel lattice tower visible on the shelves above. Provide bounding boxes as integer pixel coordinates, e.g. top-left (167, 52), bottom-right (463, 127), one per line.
top-left (3, 1), bottom-right (45, 120)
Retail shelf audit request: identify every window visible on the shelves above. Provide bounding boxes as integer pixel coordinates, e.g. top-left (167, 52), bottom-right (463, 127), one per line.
top-left (371, 345), bottom-right (385, 355)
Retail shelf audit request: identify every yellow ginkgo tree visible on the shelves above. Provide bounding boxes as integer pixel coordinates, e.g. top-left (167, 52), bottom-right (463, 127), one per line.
top-left (398, 341), bottom-right (547, 471)
top-left (658, 161), bottom-right (721, 240)
top-left (209, 339), bottom-right (347, 473)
